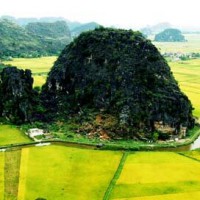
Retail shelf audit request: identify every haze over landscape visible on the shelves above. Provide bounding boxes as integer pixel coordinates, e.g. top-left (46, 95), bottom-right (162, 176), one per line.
top-left (1, 0), bottom-right (200, 30)
top-left (1, 0), bottom-right (200, 199)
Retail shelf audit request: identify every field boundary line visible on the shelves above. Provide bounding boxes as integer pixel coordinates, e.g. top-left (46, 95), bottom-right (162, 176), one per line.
top-left (177, 152), bottom-right (200, 163)
top-left (103, 151), bottom-right (128, 200)
top-left (0, 153), bottom-right (5, 200)
top-left (17, 148), bottom-right (29, 200)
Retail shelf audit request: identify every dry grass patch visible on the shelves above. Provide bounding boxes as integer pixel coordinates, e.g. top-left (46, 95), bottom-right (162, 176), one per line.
top-left (4, 150), bottom-right (21, 200)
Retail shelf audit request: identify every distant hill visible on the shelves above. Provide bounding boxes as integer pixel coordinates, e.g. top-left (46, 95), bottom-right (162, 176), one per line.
top-left (140, 22), bottom-right (173, 36)
top-left (0, 19), bottom-right (43, 58)
top-left (1, 15), bottom-right (98, 31)
top-left (66, 20), bottom-right (82, 31)
top-left (0, 19), bottom-right (71, 58)
top-left (1, 15), bottom-right (66, 26)
top-left (26, 21), bottom-right (71, 38)
top-left (25, 21), bottom-right (71, 54)
top-left (0, 15), bottom-right (101, 38)
top-left (150, 22), bottom-right (172, 33)
top-left (154, 28), bottom-right (186, 42)
top-left (71, 22), bottom-right (100, 37)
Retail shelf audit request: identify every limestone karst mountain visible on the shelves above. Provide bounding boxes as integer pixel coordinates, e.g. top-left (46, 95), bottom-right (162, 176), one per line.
top-left (42, 27), bottom-right (193, 137)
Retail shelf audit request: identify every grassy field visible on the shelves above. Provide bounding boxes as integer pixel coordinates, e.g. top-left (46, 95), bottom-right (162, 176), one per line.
top-left (18, 145), bottom-right (122, 200)
top-left (0, 125), bottom-right (31, 146)
top-left (0, 146), bottom-right (200, 199)
top-left (110, 152), bottom-right (200, 200)
top-left (169, 59), bottom-right (200, 117)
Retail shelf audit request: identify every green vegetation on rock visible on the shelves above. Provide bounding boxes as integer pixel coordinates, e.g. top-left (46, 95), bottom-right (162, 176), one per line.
top-left (0, 67), bottom-right (39, 124)
top-left (42, 27), bottom-right (194, 138)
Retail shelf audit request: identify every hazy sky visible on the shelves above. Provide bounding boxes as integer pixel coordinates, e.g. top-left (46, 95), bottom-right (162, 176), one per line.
top-left (1, 0), bottom-right (199, 29)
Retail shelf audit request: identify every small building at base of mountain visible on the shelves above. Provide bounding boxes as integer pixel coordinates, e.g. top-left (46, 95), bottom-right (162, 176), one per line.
top-left (28, 128), bottom-right (44, 138)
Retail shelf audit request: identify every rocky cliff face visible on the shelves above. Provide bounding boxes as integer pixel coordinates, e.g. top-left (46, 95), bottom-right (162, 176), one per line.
top-left (41, 27), bottom-right (194, 138)
top-left (0, 67), bottom-right (38, 124)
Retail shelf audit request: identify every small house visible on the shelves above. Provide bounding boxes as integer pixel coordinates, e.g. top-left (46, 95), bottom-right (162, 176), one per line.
top-left (28, 128), bottom-right (44, 138)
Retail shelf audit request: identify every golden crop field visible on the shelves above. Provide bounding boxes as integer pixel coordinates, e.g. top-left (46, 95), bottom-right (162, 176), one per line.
top-left (182, 150), bottom-right (200, 161)
top-left (3, 56), bottom-right (57, 87)
top-left (169, 59), bottom-right (200, 117)
top-left (110, 152), bottom-right (200, 200)
top-left (0, 153), bottom-right (4, 200)
top-left (17, 145), bottom-right (122, 200)
top-left (3, 56), bottom-right (56, 74)
top-left (0, 125), bottom-right (31, 146)
top-left (0, 124), bottom-right (200, 200)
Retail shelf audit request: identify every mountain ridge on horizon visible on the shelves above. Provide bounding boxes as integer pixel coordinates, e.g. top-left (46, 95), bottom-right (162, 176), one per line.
top-left (1, 15), bottom-right (200, 33)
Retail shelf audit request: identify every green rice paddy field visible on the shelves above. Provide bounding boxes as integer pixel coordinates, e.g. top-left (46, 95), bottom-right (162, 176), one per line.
top-left (110, 152), bottom-right (200, 200)
top-left (0, 125), bottom-right (31, 146)
top-left (0, 145), bottom-right (200, 200)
